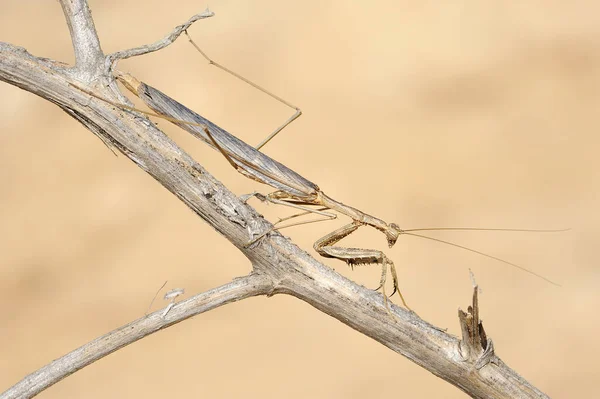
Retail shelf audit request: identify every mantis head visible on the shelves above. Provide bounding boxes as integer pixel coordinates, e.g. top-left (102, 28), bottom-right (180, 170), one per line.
top-left (385, 223), bottom-right (404, 247)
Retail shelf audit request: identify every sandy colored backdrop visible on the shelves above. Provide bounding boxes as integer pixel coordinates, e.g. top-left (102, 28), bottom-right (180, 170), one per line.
top-left (1, 1), bottom-right (598, 397)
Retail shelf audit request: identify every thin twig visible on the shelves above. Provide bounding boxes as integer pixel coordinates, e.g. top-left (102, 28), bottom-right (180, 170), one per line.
top-left (146, 280), bottom-right (168, 314)
top-left (0, 274), bottom-right (272, 399)
top-left (106, 8), bottom-right (215, 71)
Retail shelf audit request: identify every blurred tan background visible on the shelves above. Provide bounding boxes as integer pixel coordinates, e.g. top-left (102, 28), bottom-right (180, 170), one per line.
top-left (1, 1), bottom-right (598, 397)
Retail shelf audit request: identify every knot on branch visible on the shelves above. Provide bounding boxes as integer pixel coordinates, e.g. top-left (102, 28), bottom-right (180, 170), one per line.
top-left (458, 286), bottom-right (497, 370)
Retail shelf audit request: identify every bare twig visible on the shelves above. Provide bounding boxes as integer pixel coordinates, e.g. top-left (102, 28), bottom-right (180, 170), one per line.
top-left (106, 9), bottom-right (215, 72)
top-left (0, 2), bottom-right (551, 398)
top-left (1, 274), bottom-right (272, 399)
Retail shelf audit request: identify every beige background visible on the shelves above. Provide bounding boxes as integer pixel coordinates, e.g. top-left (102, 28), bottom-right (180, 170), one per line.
top-left (1, 1), bottom-right (598, 397)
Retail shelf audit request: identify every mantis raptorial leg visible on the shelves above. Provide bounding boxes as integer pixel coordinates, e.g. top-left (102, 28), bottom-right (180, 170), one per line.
top-left (313, 222), bottom-right (408, 310)
top-left (185, 30), bottom-right (301, 150)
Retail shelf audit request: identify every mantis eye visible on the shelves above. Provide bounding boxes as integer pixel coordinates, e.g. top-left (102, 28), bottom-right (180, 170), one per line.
top-left (386, 223), bottom-right (402, 247)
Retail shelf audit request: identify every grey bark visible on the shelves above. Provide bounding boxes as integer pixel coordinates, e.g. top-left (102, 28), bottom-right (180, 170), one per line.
top-left (0, 1), bottom-right (550, 398)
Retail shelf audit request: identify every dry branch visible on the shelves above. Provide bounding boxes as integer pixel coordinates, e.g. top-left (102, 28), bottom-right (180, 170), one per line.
top-left (1, 274), bottom-right (272, 399)
top-left (0, 1), bottom-right (550, 398)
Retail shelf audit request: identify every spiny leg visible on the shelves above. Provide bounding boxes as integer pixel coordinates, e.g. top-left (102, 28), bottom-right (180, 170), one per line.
top-left (371, 257), bottom-right (408, 310)
top-left (314, 223), bottom-right (410, 310)
top-left (185, 30), bottom-right (301, 150)
top-left (387, 259), bottom-right (409, 309)
top-left (377, 259), bottom-right (391, 313)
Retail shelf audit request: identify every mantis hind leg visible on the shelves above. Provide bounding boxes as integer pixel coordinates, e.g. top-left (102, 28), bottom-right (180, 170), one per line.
top-left (313, 222), bottom-right (410, 310)
top-left (185, 31), bottom-right (301, 151)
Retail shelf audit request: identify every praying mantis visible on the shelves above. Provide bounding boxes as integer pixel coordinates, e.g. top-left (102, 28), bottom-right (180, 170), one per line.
top-left (74, 31), bottom-right (561, 311)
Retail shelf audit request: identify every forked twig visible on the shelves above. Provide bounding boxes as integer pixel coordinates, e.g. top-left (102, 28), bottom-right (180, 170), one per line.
top-left (1, 274), bottom-right (272, 399)
top-left (106, 9), bottom-right (215, 71)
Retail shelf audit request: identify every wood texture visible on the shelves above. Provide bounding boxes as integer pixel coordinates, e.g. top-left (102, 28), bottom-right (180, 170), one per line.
top-left (0, 1), bottom-right (550, 398)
